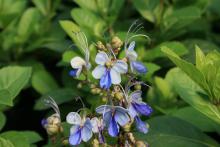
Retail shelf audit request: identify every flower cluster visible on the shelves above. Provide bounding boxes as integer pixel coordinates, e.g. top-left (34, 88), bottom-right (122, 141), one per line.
top-left (42, 21), bottom-right (152, 146)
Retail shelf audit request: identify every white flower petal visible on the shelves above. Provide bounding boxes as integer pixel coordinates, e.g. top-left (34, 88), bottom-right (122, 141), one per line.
top-left (92, 65), bottom-right (106, 79)
top-left (127, 50), bottom-right (137, 61)
top-left (95, 52), bottom-right (109, 65)
top-left (70, 57), bottom-right (86, 68)
top-left (66, 112), bottom-right (81, 125)
top-left (112, 60), bottom-right (128, 74)
top-left (91, 117), bottom-right (99, 133)
top-left (110, 69), bottom-right (121, 84)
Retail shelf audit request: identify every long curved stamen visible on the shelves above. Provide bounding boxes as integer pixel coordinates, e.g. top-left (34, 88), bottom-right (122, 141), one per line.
top-left (44, 96), bottom-right (60, 117)
top-left (127, 81), bottom-right (151, 94)
top-left (127, 34), bottom-right (150, 45)
top-left (124, 20), bottom-right (139, 50)
top-left (75, 96), bottom-right (85, 108)
top-left (118, 84), bottom-right (129, 102)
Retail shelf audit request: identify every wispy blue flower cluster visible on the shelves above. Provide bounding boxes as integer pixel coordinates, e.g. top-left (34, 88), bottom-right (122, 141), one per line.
top-left (42, 21), bottom-right (152, 146)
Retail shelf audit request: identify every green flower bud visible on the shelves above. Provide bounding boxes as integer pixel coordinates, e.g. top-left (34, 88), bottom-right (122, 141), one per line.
top-left (102, 97), bottom-right (107, 103)
top-left (62, 139), bottom-right (69, 146)
top-left (115, 92), bottom-right (124, 100)
top-left (134, 84), bottom-right (142, 90)
top-left (91, 88), bottom-right (97, 94)
top-left (111, 36), bottom-right (123, 49)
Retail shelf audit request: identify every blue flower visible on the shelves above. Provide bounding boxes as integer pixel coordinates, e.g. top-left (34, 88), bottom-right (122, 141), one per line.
top-left (70, 57), bottom-right (87, 78)
top-left (126, 41), bottom-right (147, 74)
top-left (128, 90), bottom-right (152, 118)
top-left (131, 61), bottom-right (147, 74)
top-left (91, 117), bottom-right (105, 143)
top-left (69, 69), bottom-right (78, 77)
top-left (92, 52), bottom-right (128, 89)
top-left (96, 105), bottom-right (130, 137)
top-left (69, 32), bottom-right (91, 78)
top-left (134, 116), bottom-right (149, 134)
top-left (66, 112), bottom-right (93, 145)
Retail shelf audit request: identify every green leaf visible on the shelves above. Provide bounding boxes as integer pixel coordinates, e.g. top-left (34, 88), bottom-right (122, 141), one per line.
top-left (195, 45), bottom-right (206, 70)
top-left (172, 106), bottom-right (220, 133)
top-left (74, 0), bottom-right (97, 12)
top-left (161, 46), bottom-right (208, 95)
top-left (166, 68), bottom-right (220, 125)
top-left (0, 131), bottom-right (29, 147)
top-left (135, 116), bottom-right (219, 147)
top-left (133, 0), bottom-right (160, 23)
top-left (154, 76), bottom-right (172, 99)
top-left (162, 6), bottom-right (201, 30)
top-left (17, 8), bottom-right (40, 43)
top-left (22, 131), bottom-right (42, 144)
top-left (0, 137), bottom-right (14, 147)
top-left (71, 8), bottom-right (106, 37)
top-left (141, 62), bottom-right (160, 82)
top-left (31, 69), bottom-right (59, 95)
top-left (0, 112), bottom-right (6, 131)
top-left (0, 66), bottom-right (32, 106)
top-left (34, 88), bottom-right (79, 110)
top-left (161, 6), bottom-right (201, 39)
top-left (59, 20), bottom-right (80, 42)
top-left (145, 41), bottom-right (188, 61)
top-left (32, 0), bottom-right (47, 15)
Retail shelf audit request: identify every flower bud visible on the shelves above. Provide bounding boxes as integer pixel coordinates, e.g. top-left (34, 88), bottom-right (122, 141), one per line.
top-left (77, 83), bottom-right (83, 89)
top-left (127, 133), bottom-right (135, 144)
top-left (91, 88), bottom-right (97, 94)
top-left (90, 84), bottom-right (96, 89)
top-left (115, 92), bottom-right (124, 100)
top-left (45, 115), bottom-right (61, 135)
top-left (46, 125), bottom-right (60, 135)
top-left (102, 97), bottom-right (107, 102)
top-left (62, 139), bottom-right (69, 146)
top-left (136, 141), bottom-right (148, 147)
top-left (96, 88), bottom-right (101, 94)
top-left (92, 139), bottom-right (99, 147)
top-left (134, 84), bottom-right (141, 90)
top-left (97, 41), bottom-right (107, 51)
top-left (111, 36), bottom-right (123, 49)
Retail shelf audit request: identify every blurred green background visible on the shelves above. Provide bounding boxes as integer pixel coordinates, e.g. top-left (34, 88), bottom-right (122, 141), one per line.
top-left (0, 0), bottom-right (220, 146)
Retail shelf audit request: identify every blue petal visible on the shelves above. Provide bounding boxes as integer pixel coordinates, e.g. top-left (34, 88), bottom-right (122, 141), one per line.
top-left (69, 127), bottom-right (82, 145)
top-left (114, 110), bottom-right (130, 126)
top-left (96, 105), bottom-right (112, 114)
top-left (128, 41), bottom-right (135, 51)
top-left (132, 102), bottom-right (153, 116)
top-left (108, 117), bottom-right (119, 137)
top-left (128, 105), bottom-right (138, 118)
top-left (100, 70), bottom-right (112, 89)
top-left (134, 116), bottom-right (148, 134)
top-left (98, 130), bottom-right (105, 144)
top-left (41, 119), bottom-right (48, 127)
top-left (131, 61), bottom-right (147, 74)
top-left (82, 125), bottom-right (93, 142)
top-left (103, 111), bottom-right (112, 127)
top-left (69, 69), bottom-right (78, 77)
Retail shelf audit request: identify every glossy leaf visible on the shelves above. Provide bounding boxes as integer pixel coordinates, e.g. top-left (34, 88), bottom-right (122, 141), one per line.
top-left (166, 68), bottom-right (220, 124)
top-left (31, 69), bottom-right (59, 95)
top-left (135, 116), bottom-right (219, 147)
top-left (0, 66), bottom-right (32, 106)
top-left (0, 112), bottom-right (6, 131)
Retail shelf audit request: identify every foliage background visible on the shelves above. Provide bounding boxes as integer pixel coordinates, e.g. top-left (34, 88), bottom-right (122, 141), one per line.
top-left (0, 0), bottom-right (220, 146)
